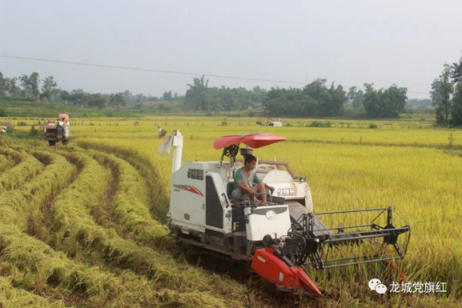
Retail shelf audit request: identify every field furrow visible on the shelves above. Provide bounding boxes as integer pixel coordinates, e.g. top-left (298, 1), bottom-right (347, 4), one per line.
top-left (0, 150), bottom-right (45, 193)
top-left (0, 147), bottom-right (24, 166)
top-left (42, 149), bottom-right (244, 306)
top-left (0, 152), bottom-right (75, 232)
top-left (1, 223), bottom-right (234, 308)
top-left (0, 276), bottom-right (67, 308)
top-left (77, 141), bottom-right (170, 221)
top-left (91, 151), bottom-right (171, 247)
top-left (29, 151), bottom-right (83, 242)
top-left (0, 144), bottom-right (234, 307)
top-left (0, 154), bottom-right (15, 175)
top-left (90, 154), bottom-right (123, 236)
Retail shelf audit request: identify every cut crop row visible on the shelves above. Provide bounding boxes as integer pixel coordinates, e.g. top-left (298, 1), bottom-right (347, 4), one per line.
top-left (0, 276), bottom-right (67, 308)
top-left (0, 147), bottom-right (24, 166)
top-left (0, 151), bottom-right (74, 232)
top-left (91, 151), bottom-right (171, 247)
top-left (1, 223), bottom-right (231, 308)
top-left (46, 150), bottom-right (243, 306)
top-left (0, 151), bottom-right (44, 193)
top-left (0, 147), bottom-right (230, 307)
top-left (76, 140), bottom-right (170, 222)
top-left (0, 154), bottom-right (15, 175)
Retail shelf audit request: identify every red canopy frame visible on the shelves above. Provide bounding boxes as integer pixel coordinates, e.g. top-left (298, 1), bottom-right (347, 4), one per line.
top-left (213, 132), bottom-right (286, 150)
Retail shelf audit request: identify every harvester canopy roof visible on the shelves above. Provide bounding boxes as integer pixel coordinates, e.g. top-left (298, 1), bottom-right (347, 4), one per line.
top-left (213, 132), bottom-right (286, 149)
top-left (59, 114), bottom-right (69, 119)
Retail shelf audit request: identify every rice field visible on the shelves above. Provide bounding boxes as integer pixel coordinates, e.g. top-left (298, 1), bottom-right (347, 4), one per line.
top-left (0, 115), bottom-right (461, 308)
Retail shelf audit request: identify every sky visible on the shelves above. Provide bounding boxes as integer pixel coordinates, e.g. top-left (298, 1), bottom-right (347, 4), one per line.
top-left (1, 0), bottom-right (462, 99)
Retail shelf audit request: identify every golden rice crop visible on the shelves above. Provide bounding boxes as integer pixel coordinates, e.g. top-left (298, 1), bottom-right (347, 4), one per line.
top-left (75, 116), bottom-right (462, 307)
top-left (39, 147), bottom-right (245, 306)
top-left (89, 150), bottom-right (172, 246)
top-left (0, 154), bottom-right (15, 175)
top-left (0, 276), bottom-right (67, 308)
top-left (1, 113), bottom-right (461, 308)
top-left (0, 139), bottom-right (245, 308)
top-left (0, 149), bottom-right (45, 193)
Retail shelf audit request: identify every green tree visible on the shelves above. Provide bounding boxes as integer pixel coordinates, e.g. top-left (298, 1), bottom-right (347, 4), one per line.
top-left (88, 93), bottom-right (106, 110)
top-left (41, 76), bottom-right (57, 101)
top-left (0, 72), bottom-right (5, 96)
top-left (19, 72), bottom-right (40, 102)
top-left (123, 90), bottom-right (133, 104)
top-left (264, 87), bottom-right (317, 117)
top-left (348, 86), bottom-right (357, 106)
top-left (433, 65), bottom-right (454, 126)
top-left (354, 90), bottom-right (364, 108)
top-left (263, 79), bottom-right (347, 117)
top-left (303, 79), bottom-right (347, 117)
top-left (327, 83), bottom-right (347, 116)
top-left (162, 91), bottom-right (173, 101)
top-left (19, 74), bottom-right (32, 97)
top-left (29, 72), bottom-right (40, 102)
top-left (251, 86), bottom-right (267, 102)
top-left (204, 88), bottom-right (222, 111)
top-left (109, 92), bottom-right (126, 110)
top-left (430, 79), bottom-right (442, 109)
top-left (452, 53), bottom-right (462, 83)
top-left (363, 83), bottom-right (380, 117)
top-left (451, 83), bottom-right (462, 126)
top-left (69, 89), bottom-right (86, 107)
top-left (4, 77), bottom-right (20, 97)
top-left (362, 83), bottom-right (407, 118)
top-left (185, 76), bottom-right (209, 111)
top-left (60, 90), bottom-right (71, 104)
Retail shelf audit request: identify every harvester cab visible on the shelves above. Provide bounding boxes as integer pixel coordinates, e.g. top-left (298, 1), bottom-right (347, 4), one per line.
top-left (44, 114), bottom-right (70, 146)
top-left (158, 130), bottom-right (411, 296)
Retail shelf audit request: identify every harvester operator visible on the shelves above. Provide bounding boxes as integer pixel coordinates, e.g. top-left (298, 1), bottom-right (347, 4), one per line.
top-left (231, 154), bottom-right (274, 204)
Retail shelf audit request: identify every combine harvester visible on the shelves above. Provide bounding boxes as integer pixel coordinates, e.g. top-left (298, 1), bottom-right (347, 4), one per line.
top-left (257, 117), bottom-right (282, 127)
top-left (44, 114), bottom-right (70, 146)
top-left (158, 131), bottom-right (411, 296)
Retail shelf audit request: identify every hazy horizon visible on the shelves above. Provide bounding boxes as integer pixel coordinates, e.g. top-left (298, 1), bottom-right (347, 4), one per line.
top-left (1, 0), bottom-right (462, 99)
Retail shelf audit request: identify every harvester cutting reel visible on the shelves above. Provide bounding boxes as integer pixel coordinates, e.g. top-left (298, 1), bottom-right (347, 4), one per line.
top-left (251, 207), bottom-right (411, 296)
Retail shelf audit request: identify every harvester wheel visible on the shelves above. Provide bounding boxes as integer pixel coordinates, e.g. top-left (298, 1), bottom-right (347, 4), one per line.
top-left (48, 140), bottom-right (56, 146)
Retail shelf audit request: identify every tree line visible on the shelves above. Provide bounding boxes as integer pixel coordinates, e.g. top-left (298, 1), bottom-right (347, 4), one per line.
top-left (183, 76), bottom-right (266, 111)
top-left (0, 71), bottom-right (183, 110)
top-left (184, 76), bottom-right (412, 118)
top-left (1, 71), bottom-right (422, 118)
top-left (264, 80), bottom-right (408, 118)
top-left (430, 53), bottom-right (462, 127)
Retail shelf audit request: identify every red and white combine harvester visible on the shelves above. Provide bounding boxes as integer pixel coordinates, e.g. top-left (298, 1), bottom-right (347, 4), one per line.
top-left (44, 114), bottom-right (70, 146)
top-left (158, 131), bottom-right (411, 296)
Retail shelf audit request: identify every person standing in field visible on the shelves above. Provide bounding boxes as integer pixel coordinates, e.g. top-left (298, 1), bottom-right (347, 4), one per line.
top-left (158, 126), bottom-right (163, 139)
